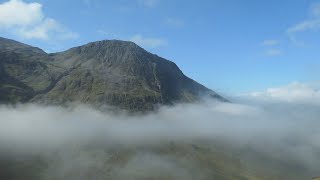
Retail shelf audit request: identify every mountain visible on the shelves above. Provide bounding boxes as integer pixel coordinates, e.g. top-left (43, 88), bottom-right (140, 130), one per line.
top-left (0, 37), bottom-right (227, 111)
top-left (0, 37), bottom-right (64, 103)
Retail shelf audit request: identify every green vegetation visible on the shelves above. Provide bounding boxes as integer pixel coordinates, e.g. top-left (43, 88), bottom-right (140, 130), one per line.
top-left (0, 141), bottom-right (310, 180)
top-left (0, 37), bottom-right (226, 111)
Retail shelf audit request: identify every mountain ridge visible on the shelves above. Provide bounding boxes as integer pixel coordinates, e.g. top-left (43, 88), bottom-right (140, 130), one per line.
top-left (0, 37), bottom-right (227, 111)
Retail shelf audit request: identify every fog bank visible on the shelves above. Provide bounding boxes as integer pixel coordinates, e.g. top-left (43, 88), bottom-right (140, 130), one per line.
top-left (0, 92), bottom-right (320, 178)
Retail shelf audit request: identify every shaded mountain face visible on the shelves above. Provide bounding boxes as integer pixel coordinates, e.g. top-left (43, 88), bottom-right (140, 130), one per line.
top-left (0, 37), bottom-right (64, 103)
top-left (0, 37), bottom-right (226, 111)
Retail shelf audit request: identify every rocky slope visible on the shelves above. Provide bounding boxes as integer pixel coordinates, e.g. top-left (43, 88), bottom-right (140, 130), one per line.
top-left (0, 37), bottom-right (64, 103)
top-left (0, 37), bottom-right (226, 111)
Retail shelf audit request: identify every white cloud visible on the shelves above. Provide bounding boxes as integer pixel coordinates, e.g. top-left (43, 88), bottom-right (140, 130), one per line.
top-left (287, 2), bottom-right (320, 44)
top-left (96, 30), bottom-right (120, 39)
top-left (82, 0), bottom-right (101, 8)
top-left (0, 0), bottom-right (43, 28)
top-left (165, 18), bottom-right (185, 28)
top-left (130, 34), bottom-right (167, 48)
top-left (0, 0), bottom-right (77, 41)
top-left (138, 0), bottom-right (159, 8)
top-left (287, 19), bottom-right (320, 34)
top-left (261, 39), bottom-right (279, 46)
top-left (260, 40), bottom-right (282, 56)
top-left (248, 82), bottom-right (320, 104)
top-left (310, 2), bottom-right (320, 17)
top-left (265, 48), bottom-right (283, 56)
top-left (17, 18), bottom-right (78, 40)
top-left (212, 103), bottom-right (261, 115)
top-left (1, 98), bottom-right (320, 175)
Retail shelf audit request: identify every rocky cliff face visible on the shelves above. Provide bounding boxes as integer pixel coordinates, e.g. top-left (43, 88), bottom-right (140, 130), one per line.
top-left (0, 37), bottom-right (227, 111)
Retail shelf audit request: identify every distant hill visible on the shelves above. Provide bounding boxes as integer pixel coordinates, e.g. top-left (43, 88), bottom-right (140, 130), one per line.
top-left (0, 37), bottom-right (227, 111)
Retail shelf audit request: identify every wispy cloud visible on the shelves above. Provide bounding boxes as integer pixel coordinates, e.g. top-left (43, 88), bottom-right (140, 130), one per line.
top-left (261, 39), bottom-right (279, 46)
top-left (265, 48), bottom-right (283, 56)
top-left (82, 0), bottom-right (92, 6)
top-left (287, 19), bottom-right (320, 44)
top-left (129, 34), bottom-right (167, 48)
top-left (164, 17), bottom-right (185, 28)
top-left (16, 18), bottom-right (78, 41)
top-left (0, 0), bottom-right (78, 41)
top-left (248, 82), bottom-right (320, 104)
top-left (260, 39), bottom-right (282, 56)
top-left (138, 0), bottom-right (159, 8)
top-left (287, 19), bottom-right (320, 34)
top-left (97, 30), bottom-right (118, 38)
top-left (96, 31), bottom-right (167, 48)
top-left (286, 2), bottom-right (320, 44)
top-left (310, 2), bottom-right (320, 17)
top-left (82, 0), bottom-right (101, 8)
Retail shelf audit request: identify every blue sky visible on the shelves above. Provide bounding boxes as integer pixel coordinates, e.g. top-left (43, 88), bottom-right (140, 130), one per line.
top-left (0, 0), bottom-right (320, 94)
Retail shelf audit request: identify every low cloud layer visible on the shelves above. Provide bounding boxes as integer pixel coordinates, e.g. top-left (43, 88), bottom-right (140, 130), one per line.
top-left (0, 82), bottom-right (320, 179)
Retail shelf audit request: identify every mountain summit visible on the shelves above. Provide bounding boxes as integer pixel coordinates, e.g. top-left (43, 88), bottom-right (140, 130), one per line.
top-left (0, 37), bottom-right (227, 111)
